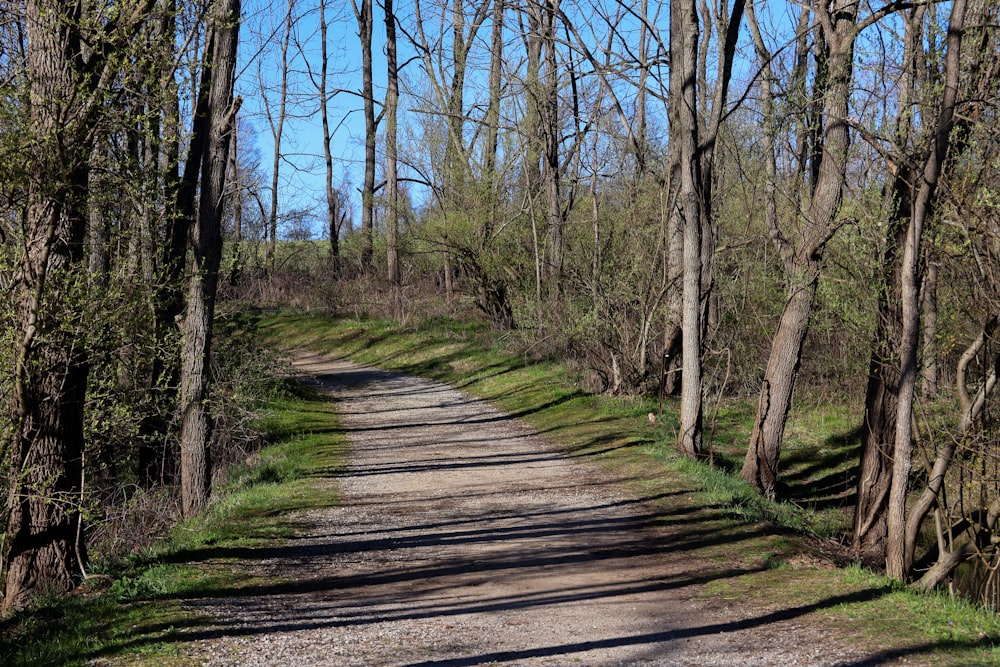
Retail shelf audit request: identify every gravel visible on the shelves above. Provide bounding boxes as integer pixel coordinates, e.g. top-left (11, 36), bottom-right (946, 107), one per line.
top-left (175, 351), bottom-right (921, 666)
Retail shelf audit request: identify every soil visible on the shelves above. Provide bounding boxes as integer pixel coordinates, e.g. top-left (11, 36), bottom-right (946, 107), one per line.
top-left (179, 351), bottom-right (925, 666)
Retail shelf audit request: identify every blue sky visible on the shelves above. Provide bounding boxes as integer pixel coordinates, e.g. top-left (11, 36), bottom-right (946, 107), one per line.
top-left (238, 0), bottom-right (385, 238)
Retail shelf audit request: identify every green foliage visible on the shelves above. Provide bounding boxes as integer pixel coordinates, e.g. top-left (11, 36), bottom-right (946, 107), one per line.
top-left (0, 377), bottom-right (346, 666)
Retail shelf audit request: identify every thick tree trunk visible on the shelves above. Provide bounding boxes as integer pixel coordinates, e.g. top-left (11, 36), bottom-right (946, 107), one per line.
top-left (178, 0), bottom-right (241, 518)
top-left (3, 0), bottom-right (153, 615)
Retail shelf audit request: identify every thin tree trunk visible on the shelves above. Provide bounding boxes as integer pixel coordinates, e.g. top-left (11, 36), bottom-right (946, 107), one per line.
top-left (541, 0), bottom-right (562, 300)
top-left (385, 0), bottom-right (400, 297)
top-left (318, 0), bottom-right (340, 276)
top-left (921, 261), bottom-right (939, 397)
top-left (265, 0), bottom-right (293, 267)
top-left (484, 0), bottom-right (504, 243)
top-left (354, 0), bottom-right (375, 269)
top-left (886, 0), bottom-right (968, 579)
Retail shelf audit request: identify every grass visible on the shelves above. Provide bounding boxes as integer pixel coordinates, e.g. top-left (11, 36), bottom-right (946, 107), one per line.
top-left (259, 310), bottom-right (1000, 665)
top-left (0, 382), bottom-right (347, 667)
top-left (6, 308), bottom-right (1000, 665)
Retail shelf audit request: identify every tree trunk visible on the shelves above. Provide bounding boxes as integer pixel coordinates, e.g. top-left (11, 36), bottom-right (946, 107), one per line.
top-left (921, 261), bottom-right (939, 397)
top-left (354, 0), bottom-right (375, 269)
top-left (3, 0), bottom-right (153, 615)
top-left (541, 0), bottom-right (562, 300)
top-left (853, 173), bottom-right (910, 562)
top-left (740, 267), bottom-right (819, 497)
top-left (318, 0), bottom-right (341, 276)
top-left (385, 0), bottom-right (400, 295)
top-left (140, 0), bottom-right (182, 488)
top-left (265, 0), bottom-right (293, 267)
top-left (672, 0), bottom-right (703, 457)
top-left (178, 0), bottom-right (241, 519)
top-left (741, 0), bottom-right (856, 495)
top-left (886, 0), bottom-right (969, 579)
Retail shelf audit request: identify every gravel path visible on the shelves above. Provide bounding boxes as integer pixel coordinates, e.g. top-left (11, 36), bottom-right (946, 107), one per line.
top-left (179, 351), bottom-right (910, 666)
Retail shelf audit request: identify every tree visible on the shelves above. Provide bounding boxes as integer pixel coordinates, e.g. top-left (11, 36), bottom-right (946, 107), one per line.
top-left (352, 0), bottom-right (376, 270)
top-left (177, 0), bottom-right (242, 518)
top-left (670, 0), bottom-right (744, 457)
top-left (263, 0), bottom-right (296, 266)
top-left (3, 0), bottom-right (154, 615)
top-left (884, 0), bottom-right (971, 580)
top-left (671, 0), bottom-right (705, 457)
top-left (852, 2), bottom-right (927, 563)
top-left (741, 0), bottom-right (858, 497)
top-left (385, 0), bottom-right (401, 294)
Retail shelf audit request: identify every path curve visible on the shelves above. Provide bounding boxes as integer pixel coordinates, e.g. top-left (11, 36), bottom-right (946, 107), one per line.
top-left (183, 352), bottom-right (889, 666)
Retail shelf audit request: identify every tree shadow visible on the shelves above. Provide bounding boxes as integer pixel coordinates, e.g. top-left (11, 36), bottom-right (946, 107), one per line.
top-left (776, 424), bottom-right (863, 512)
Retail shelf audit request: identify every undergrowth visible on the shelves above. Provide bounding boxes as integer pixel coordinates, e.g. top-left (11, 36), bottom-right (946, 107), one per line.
top-left (0, 379), bottom-right (346, 667)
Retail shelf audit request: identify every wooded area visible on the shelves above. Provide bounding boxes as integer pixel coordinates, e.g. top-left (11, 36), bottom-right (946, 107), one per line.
top-left (1, 0), bottom-right (999, 618)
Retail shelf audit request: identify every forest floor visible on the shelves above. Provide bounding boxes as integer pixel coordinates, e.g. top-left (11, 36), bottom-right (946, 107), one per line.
top-left (170, 350), bottom-right (940, 666)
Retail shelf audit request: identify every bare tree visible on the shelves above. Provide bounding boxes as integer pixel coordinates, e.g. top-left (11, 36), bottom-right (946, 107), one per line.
top-left (178, 0), bottom-right (242, 518)
top-left (740, 0), bottom-right (858, 497)
top-left (263, 0), bottom-right (296, 266)
top-left (352, 0), bottom-right (376, 269)
top-left (885, 0), bottom-right (971, 580)
top-left (385, 0), bottom-right (401, 295)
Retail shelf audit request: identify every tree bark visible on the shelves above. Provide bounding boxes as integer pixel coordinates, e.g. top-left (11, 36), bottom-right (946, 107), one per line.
top-left (672, 0), bottom-right (703, 457)
top-left (354, 0), bottom-right (375, 269)
top-left (920, 261), bottom-right (939, 397)
top-left (541, 0), bottom-right (562, 299)
top-left (318, 0), bottom-right (340, 276)
top-left (886, 0), bottom-right (968, 580)
top-left (741, 0), bottom-right (856, 495)
top-left (853, 171), bottom-right (911, 561)
top-left (4, 0), bottom-right (152, 615)
top-left (385, 0), bottom-right (400, 295)
top-left (265, 0), bottom-right (294, 267)
top-left (178, 0), bottom-right (241, 519)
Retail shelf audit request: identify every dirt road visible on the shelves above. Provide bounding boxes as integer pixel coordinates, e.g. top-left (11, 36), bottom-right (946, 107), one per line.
top-left (182, 352), bottom-right (904, 666)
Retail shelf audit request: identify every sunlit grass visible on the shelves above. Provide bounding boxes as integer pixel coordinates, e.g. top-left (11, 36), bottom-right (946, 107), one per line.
top-left (0, 383), bottom-right (346, 667)
top-left (259, 310), bottom-right (1000, 665)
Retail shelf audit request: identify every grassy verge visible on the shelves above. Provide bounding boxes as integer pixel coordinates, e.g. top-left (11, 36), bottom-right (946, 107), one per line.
top-left (261, 310), bottom-right (1000, 666)
top-left (0, 381), bottom-right (347, 667)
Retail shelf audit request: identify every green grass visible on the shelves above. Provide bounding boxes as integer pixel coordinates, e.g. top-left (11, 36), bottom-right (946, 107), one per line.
top-left (0, 384), bottom-right (346, 667)
top-left (259, 310), bottom-right (1000, 665)
top-left (7, 309), bottom-right (1000, 665)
